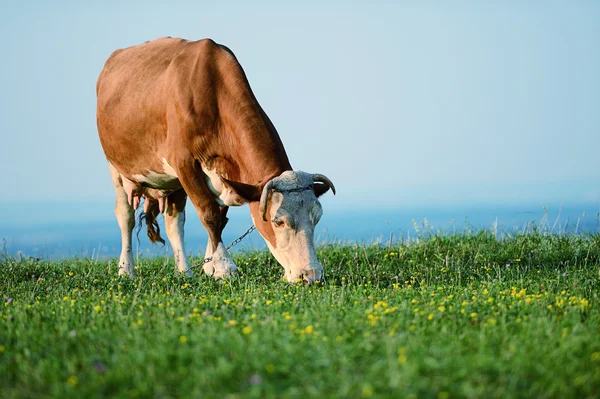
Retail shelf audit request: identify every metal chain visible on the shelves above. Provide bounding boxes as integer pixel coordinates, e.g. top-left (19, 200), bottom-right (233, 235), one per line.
top-left (225, 225), bottom-right (257, 251)
top-left (196, 225), bottom-right (256, 266)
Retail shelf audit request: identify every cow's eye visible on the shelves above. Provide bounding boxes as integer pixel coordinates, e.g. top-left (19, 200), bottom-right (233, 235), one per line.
top-left (272, 218), bottom-right (285, 227)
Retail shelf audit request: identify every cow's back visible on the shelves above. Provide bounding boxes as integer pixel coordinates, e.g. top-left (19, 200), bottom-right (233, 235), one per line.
top-left (96, 37), bottom-right (193, 174)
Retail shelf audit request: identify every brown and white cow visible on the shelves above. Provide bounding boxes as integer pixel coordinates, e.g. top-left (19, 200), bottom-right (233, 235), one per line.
top-left (96, 37), bottom-right (335, 283)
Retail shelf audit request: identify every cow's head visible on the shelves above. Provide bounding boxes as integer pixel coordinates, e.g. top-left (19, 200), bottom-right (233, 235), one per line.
top-left (246, 171), bottom-right (335, 283)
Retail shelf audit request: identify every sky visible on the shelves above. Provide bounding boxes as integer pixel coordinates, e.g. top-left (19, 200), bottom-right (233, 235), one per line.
top-left (1, 0), bottom-right (599, 215)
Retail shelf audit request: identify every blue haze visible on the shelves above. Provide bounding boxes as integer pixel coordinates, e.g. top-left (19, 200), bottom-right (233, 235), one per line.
top-left (2, 201), bottom-right (598, 260)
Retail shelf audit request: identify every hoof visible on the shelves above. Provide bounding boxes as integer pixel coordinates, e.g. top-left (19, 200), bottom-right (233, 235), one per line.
top-left (118, 267), bottom-right (135, 278)
top-left (202, 261), bottom-right (239, 280)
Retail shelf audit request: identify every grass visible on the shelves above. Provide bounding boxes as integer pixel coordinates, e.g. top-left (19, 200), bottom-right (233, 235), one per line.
top-left (1, 229), bottom-right (600, 398)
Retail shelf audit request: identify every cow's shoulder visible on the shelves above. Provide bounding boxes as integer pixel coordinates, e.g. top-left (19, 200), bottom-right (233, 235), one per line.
top-left (166, 38), bottom-right (237, 95)
top-left (169, 38), bottom-right (234, 68)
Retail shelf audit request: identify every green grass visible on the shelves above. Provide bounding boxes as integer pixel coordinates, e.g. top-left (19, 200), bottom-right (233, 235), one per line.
top-left (1, 230), bottom-right (600, 398)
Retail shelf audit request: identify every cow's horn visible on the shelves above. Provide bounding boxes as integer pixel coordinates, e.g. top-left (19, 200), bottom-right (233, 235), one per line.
top-left (259, 180), bottom-right (275, 221)
top-left (312, 174), bottom-right (336, 195)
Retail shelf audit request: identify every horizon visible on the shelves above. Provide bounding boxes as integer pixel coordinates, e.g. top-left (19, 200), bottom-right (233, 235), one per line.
top-left (2, 200), bottom-right (598, 260)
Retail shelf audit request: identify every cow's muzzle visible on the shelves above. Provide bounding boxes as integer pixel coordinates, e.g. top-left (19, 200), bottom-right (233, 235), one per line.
top-left (288, 266), bottom-right (323, 284)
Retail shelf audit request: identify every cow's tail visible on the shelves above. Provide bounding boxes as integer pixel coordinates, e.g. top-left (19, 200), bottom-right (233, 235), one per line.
top-left (137, 200), bottom-right (165, 245)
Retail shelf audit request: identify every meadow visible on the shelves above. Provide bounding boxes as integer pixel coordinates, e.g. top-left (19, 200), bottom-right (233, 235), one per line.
top-left (1, 228), bottom-right (599, 398)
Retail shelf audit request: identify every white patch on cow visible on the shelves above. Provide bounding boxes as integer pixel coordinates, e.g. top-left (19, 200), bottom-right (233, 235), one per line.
top-left (132, 171), bottom-right (179, 188)
top-left (162, 158), bottom-right (178, 177)
top-left (203, 167), bottom-right (224, 197)
top-left (267, 191), bottom-right (322, 283)
top-left (202, 166), bottom-right (245, 207)
top-left (256, 171), bottom-right (325, 283)
top-left (202, 242), bottom-right (238, 278)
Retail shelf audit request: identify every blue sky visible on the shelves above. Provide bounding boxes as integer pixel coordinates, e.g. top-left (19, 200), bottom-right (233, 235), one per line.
top-left (1, 1), bottom-right (599, 212)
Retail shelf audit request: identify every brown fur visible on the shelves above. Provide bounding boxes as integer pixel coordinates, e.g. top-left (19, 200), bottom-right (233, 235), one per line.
top-left (97, 37), bottom-right (292, 250)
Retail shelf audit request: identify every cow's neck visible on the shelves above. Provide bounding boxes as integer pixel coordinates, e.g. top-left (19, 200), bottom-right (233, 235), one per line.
top-left (216, 80), bottom-right (292, 186)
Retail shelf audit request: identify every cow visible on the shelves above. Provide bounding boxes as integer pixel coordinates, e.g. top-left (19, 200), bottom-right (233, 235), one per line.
top-left (96, 37), bottom-right (335, 283)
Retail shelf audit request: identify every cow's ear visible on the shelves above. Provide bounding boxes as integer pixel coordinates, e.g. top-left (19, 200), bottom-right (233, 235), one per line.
top-left (222, 178), bottom-right (262, 202)
top-left (313, 183), bottom-right (330, 198)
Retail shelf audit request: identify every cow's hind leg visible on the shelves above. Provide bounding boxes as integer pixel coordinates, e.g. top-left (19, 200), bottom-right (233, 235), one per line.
top-left (109, 163), bottom-right (136, 277)
top-left (165, 189), bottom-right (192, 277)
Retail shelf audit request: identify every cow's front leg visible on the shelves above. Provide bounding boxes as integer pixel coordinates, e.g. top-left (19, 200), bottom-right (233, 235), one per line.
top-left (202, 207), bottom-right (235, 277)
top-left (175, 159), bottom-right (238, 279)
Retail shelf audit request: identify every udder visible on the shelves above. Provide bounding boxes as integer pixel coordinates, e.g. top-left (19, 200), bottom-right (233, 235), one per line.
top-left (120, 171), bottom-right (181, 213)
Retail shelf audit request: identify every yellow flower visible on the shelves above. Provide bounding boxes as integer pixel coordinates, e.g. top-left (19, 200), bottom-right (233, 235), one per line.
top-left (93, 305), bottom-right (101, 312)
top-left (438, 306), bottom-right (445, 312)
top-left (137, 319), bottom-right (143, 325)
top-left (242, 326), bottom-right (252, 335)
top-left (361, 383), bottom-right (374, 398)
top-left (470, 312), bottom-right (478, 318)
top-left (0, 345), bottom-right (5, 353)
top-left (397, 347), bottom-right (407, 365)
top-left (428, 313), bottom-right (434, 320)
top-left (304, 325), bottom-right (314, 334)
top-left (229, 320), bottom-right (238, 326)
top-left (179, 335), bottom-right (187, 343)
top-left (66, 375), bottom-right (78, 387)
